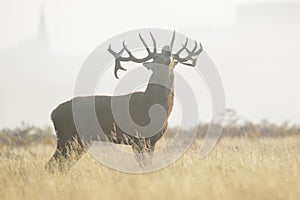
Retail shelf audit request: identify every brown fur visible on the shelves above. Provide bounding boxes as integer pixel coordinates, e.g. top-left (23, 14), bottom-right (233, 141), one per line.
top-left (46, 56), bottom-right (175, 171)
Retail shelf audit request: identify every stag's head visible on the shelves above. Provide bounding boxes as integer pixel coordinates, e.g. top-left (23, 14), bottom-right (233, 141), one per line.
top-left (108, 31), bottom-right (203, 79)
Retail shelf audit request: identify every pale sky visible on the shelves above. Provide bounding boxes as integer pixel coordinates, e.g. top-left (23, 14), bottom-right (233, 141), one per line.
top-left (0, 0), bottom-right (299, 128)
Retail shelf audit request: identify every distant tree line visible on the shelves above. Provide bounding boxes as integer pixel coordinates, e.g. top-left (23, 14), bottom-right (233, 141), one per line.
top-left (0, 111), bottom-right (299, 146)
top-left (0, 121), bottom-right (55, 147)
top-left (181, 120), bottom-right (299, 139)
top-left (168, 109), bottom-right (300, 138)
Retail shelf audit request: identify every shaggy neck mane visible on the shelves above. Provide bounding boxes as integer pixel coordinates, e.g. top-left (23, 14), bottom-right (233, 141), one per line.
top-left (144, 70), bottom-right (174, 117)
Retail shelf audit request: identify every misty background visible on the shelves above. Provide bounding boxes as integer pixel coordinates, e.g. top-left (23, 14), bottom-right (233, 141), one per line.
top-left (0, 0), bottom-right (299, 129)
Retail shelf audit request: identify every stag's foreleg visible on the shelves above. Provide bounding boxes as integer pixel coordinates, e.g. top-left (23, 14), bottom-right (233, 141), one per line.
top-left (130, 135), bottom-right (158, 168)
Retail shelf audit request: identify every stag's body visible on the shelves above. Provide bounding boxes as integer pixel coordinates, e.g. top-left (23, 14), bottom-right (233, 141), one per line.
top-left (46, 31), bottom-right (202, 170)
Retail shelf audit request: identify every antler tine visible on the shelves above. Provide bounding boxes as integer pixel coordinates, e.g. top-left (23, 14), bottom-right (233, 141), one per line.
top-left (149, 31), bottom-right (157, 54)
top-left (192, 41), bottom-right (198, 53)
top-left (122, 41), bottom-right (133, 57)
top-left (170, 30), bottom-right (176, 51)
top-left (175, 38), bottom-right (188, 55)
top-left (139, 33), bottom-right (151, 54)
top-left (108, 45), bottom-right (125, 58)
top-left (182, 40), bottom-right (198, 60)
top-left (173, 38), bottom-right (203, 67)
top-left (122, 40), bottom-right (155, 63)
top-left (108, 33), bottom-right (158, 79)
top-left (114, 61), bottom-right (127, 79)
top-left (195, 42), bottom-right (203, 54)
top-left (108, 45), bottom-right (127, 79)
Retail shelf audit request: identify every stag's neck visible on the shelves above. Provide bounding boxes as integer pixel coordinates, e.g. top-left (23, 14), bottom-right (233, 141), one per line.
top-left (145, 70), bottom-right (174, 117)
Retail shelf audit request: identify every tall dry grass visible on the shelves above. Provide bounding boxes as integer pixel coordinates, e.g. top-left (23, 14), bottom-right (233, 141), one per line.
top-left (0, 137), bottom-right (299, 200)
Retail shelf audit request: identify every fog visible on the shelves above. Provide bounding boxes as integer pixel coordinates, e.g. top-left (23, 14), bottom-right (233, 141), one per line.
top-left (0, 0), bottom-right (299, 128)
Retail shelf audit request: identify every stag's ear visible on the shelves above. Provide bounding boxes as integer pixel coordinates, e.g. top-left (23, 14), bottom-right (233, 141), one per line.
top-left (143, 62), bottom-right (153, 70)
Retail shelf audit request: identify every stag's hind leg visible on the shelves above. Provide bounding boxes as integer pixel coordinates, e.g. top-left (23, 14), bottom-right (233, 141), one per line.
top-left (46, 133), bottom-right (86, 172)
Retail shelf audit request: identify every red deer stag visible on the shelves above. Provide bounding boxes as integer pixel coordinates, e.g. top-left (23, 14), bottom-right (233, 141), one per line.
top-left (46, 31), bottom-right (203, 170)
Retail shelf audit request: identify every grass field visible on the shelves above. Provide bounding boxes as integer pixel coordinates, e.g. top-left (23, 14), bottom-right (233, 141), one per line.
top-left (0, 137), bottom-right (299, 200)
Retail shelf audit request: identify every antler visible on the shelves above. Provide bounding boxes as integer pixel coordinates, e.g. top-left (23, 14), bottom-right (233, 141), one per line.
top-left (173, 39), bottom-right (203, 67)
top-left (108, 32), bottom-right (157, 78)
